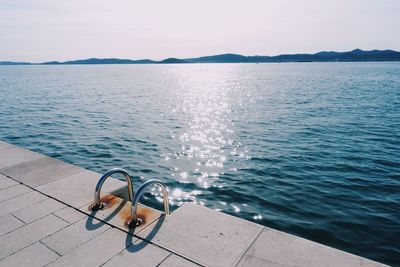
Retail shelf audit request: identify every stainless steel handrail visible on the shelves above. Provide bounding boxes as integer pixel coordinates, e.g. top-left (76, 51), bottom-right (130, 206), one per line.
top-left (129, 179), bottom-right (170, 227)
top-left (89, 168), bottom-right (134, 211)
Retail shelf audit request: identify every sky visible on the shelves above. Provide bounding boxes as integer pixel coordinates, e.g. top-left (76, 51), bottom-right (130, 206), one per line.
top-left (1, 0), bottom-right (399, 62)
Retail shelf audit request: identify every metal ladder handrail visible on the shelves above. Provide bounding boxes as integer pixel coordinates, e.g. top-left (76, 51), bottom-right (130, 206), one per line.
top-left (128, 179), bottom-right (170, 227)
top-left (89, 168), bottom-right (134, 211)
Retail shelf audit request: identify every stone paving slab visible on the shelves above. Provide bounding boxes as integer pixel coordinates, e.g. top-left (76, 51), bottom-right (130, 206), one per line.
top-left (0, 141), bottom-right (14, 151)
top-left (36, 169), bottom-right (126, 207)
top-left (0, 157), bottom-right (84, 188)
top-left (0, 184), bottom-right (31, 202)
top-left (0, 214), bottom-right (25, 236)
top-left (103, 239), bottom-right (170, 267)
top-left (0, 191), bottom-right (47, 218)
top-left (13, 198), bottom-right (66, 224)
top-left (0, 146), bottom-right (45, 169)
top-left (0, 174), bottom-right (18, 190)
top-left (237, 228), bottom-right (384, 267)
top-left (138, 203), bottom-right (264, 267)
top-left (237, 256), bottom-right (283, 267)
top-left (159, 254), bottom-right (201, 267)
top-left (0, 214), bottom-right (68, 260)
top-left (0, 242), bottom-right (59, 267)
top-left (42, 217), bottom-right (110, 256)
top-left (47, 228), bottom-right (154, 267)
top-left (53, 206), bottom-right (86, 224)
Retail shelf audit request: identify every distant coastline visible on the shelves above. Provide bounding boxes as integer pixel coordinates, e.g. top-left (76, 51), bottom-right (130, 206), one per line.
top-left (1, 49), bottom-right (400, 65)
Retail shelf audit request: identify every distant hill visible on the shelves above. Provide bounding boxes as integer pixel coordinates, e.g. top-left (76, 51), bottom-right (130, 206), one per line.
top-left (185, 53), bottom-right (268, 63)
top-left (0, 61), bottom-right (31, 65)
top-left (266, 49), bottom-right (400, 62)
top-left (157, 58), bottom-right (187, 64)
top-left (186, 49), bottom-right (400, 63)
top-left (42, 58), bottom-right (155, 65)
top-left (1, 49), bottom-right (400, 65)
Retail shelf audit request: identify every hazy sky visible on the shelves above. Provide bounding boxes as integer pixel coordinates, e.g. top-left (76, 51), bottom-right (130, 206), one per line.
top-left (1, 0), bottom-right (399, 62)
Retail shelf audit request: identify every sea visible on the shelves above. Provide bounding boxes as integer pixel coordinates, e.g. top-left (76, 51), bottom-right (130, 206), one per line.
top-left (0, 62), bottom-right (399, 265)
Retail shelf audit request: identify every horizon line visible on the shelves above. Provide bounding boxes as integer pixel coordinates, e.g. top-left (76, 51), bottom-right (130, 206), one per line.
top-left (1, 48), bottom-right (400, 64)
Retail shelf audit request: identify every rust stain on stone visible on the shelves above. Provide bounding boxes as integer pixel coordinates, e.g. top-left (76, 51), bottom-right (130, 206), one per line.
top-left (120, 205), bottom-right (154, 228)
top-left (119, 204), bottom-right (133, 227)
top-left (100, 194), bottom-right (119, 209)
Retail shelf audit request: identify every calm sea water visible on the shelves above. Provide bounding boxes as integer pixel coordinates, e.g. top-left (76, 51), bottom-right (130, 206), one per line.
top-left (0, 63), bottom-right (399, 265)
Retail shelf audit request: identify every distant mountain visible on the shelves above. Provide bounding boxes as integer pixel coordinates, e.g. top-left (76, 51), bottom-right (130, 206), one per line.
top-left (0, 61), bottom-right (31, 65)
top-left (1, 49), bottom-right (400, 65)
top-left (185, 53), bottom-right (269, 63)
top-left (157, 58), bottom-right (187, 64)
top-left (294, 49), bottom-right (400, 62)
top-left (41, 61), bottom-right (62, 65)
top-left (42, 58), bottom-right (155, 65)
top-left (189, 49), bottom-right (400, 63)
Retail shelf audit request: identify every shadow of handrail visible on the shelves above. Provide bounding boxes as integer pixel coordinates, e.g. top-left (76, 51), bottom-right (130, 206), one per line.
top-left (85, 198), bottom-right (128, 230)
top-left (84, 196), bottom-right (166, 254)
top-left (125, 215), bottom-right (166, 252)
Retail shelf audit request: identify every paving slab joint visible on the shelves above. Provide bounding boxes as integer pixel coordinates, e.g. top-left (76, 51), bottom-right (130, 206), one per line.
top-left (39, 240), bottom-right (63, 257)
top-left (233, 226), bottom-right (266, 266)
top-left (155, 253), bottom-right (173, 267)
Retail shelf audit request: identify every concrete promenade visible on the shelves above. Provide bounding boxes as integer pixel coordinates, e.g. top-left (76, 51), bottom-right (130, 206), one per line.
top-left (0, 140), bottom-right (386, 266)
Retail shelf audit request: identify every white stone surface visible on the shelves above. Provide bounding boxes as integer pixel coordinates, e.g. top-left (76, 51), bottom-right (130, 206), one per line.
top-left (103, 239), bottom-right (170, 267)
top-left (0, 174), bottom-right (18, 190)
top-left (138, 203), bottom-right (264, 267)
top-left (13, 198), bottom-right (65, 224)
top-left (0, 157), bottom-right (84, 188)
top-left (0, 214), bottom-right (25, 236)
top-left (0, 242), bottom-right (59, 267)
top-left (0, 146), bottom-right (44, 169)
top-left (0, 141), bottom-right (14, 151)
top-left (0, 184), bottom-right (30, 202)
top-left (0, 214), bottom-right (68, 260)
top-left (42, 217), bottom-right (110, 255)
top-left (0, 191), bottom-right (47, 218)
top-left (236, 228), bottom-right (385, 267)
top-left (159, 254), bottom-right (200, 267)
top-left (237, 256), bottom-right (283, 267)
top-left (53, 207), bottom-right (86, 224)
top-left (47, 228), bottom-right (130, 267)
top-left (37, 169), bottom-right (126, 208)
